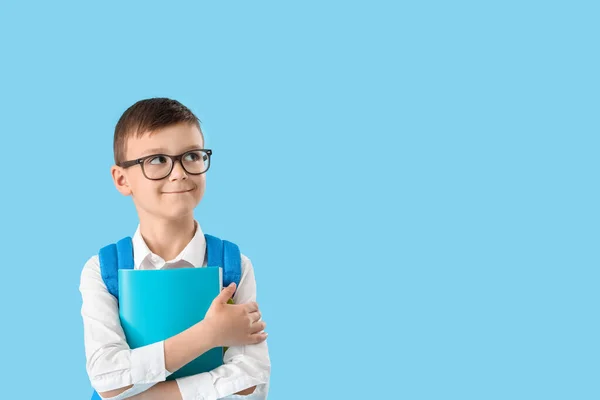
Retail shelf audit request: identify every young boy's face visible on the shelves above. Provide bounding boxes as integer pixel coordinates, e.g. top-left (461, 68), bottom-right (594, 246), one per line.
top-left (112, 122), bottom-right (206, 222)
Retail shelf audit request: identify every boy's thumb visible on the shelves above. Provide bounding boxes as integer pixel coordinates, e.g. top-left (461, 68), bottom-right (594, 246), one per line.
top-left (217, 282), bottom-right (236, 303)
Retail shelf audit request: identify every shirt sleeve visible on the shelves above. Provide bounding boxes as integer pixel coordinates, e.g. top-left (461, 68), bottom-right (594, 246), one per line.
top-left (79, 255), bottom-right (172, 396)
top-left (176, 372), bottom-right (219, 400)
top-left (176, 254), bottom-right (271, 400)
top-left (96, 382), bottom-right (158, 400)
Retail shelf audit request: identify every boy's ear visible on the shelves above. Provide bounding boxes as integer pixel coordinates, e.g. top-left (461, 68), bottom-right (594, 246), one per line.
top-left (111, 165), bottom-right (132, 196)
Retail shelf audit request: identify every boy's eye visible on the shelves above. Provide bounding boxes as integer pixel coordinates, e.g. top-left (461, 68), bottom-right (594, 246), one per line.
top-left (148, 155), bottom-right (168, 165)
top-left (184, 151), bottom-right (201, 162)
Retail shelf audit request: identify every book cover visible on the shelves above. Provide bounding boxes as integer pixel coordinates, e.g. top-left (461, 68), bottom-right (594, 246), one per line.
top-left (118, 267), bottom-right (224, 380)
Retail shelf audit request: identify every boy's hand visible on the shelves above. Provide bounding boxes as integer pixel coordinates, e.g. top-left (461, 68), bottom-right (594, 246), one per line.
top-left (204, 282), bottom-right (268, 347)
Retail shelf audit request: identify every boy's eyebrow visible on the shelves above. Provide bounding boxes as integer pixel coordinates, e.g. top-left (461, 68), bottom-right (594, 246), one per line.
top-left (139, 145), bottom-right (204, 157)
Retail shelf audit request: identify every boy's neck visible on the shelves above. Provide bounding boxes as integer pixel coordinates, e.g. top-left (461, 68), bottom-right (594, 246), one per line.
top-left (139, 215), bottom-right (197, 262)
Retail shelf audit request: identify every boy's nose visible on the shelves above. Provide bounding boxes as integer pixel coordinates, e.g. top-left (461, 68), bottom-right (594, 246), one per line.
top-left (169, 160), bottom-right (188, 180)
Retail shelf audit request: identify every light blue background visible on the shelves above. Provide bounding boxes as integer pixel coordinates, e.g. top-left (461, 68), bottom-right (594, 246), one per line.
top-left (0, 1), bottom-right (598, 399)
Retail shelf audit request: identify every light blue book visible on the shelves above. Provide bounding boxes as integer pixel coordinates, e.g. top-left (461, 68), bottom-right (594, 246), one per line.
top-left (118, 267), bottom-right (224, 380)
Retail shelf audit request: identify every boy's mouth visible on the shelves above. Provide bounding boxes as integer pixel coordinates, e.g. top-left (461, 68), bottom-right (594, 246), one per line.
top-left (163, 188), bottom-right (194, 194)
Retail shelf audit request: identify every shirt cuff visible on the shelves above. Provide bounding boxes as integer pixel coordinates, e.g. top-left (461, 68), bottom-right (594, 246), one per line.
top-left (130, 340), bottom-right (170, 384)
top-left (97, 383), bottom-right (156, 400)
top-left (91, 341), bottom-right (172, 393)
top-left (176, 372), bottom-right (218, 400)
top-left (218, 382), bottom-right (269, 400)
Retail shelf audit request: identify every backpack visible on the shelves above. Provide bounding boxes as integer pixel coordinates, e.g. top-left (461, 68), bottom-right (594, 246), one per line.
top-left (89, 234), bottom-right (242, 400)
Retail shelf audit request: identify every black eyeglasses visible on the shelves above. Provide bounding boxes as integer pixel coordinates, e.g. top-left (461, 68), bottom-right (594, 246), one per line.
top-left (118, 149), bottom-right (212, 180)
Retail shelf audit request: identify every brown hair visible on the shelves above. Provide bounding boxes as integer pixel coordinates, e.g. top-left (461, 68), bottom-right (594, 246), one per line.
top-left (113, 98), bottom-right (204, 165)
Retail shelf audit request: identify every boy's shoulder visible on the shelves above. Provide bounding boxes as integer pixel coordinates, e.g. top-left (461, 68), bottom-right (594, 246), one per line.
top-left (82, 254), bottom-right (101, 272)
top-left (79, 254), bottom-right (106, 293)
top-left (240, 252), bottom-right (252, 271)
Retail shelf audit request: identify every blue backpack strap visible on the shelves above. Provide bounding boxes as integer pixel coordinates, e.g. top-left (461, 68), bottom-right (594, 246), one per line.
top-left (205, 234), bottom-right (223, 269)
top-left (205, 234), bottom-right (242, 289)
top-left (98, 236), bottom-right (134, 300)
top-left (116, 237), bottom-right (134, 271)
top-left (223, 240), bottom-right (241, 288)
top-left (98, 243), bottom-right (119, 299)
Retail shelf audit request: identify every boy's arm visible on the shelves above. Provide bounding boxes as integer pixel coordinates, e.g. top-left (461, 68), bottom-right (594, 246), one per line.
top-left (115, 375), bottom-right (259, 400)
top-left (79, 256), bottom-right (219, 400)
top-left (175, 254), bottom-right (271, 400)
top-left (79, 255), bottom-right (169, 399)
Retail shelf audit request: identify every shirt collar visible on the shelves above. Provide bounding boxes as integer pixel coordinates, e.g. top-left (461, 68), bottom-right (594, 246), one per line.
top-left (131, 220), bottom-right (206, 270)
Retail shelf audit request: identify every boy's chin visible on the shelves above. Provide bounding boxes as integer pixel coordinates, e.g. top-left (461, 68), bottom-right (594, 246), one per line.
top-left (158, 201), bottom-right (199, 218)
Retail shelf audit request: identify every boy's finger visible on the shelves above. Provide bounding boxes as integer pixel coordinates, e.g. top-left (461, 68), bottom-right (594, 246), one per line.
top-left (251, 321), bottom-right (266, 334)
top-left (250, 332), bottom-right (268, 344)
top-left (249, 310), bottom-right (261, 323)
top-left (245, 301), bottom-right (259, 313)
top-left (215, 283), bottom-right (236, 303)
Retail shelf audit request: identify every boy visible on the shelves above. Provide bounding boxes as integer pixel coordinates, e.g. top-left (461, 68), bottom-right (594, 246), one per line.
top-left (79, 98), bottom-right (271, 400)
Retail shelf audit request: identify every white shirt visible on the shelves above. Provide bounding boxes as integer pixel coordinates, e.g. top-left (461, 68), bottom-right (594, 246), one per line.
top-left (79, 221), bottom-right (271, 400)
